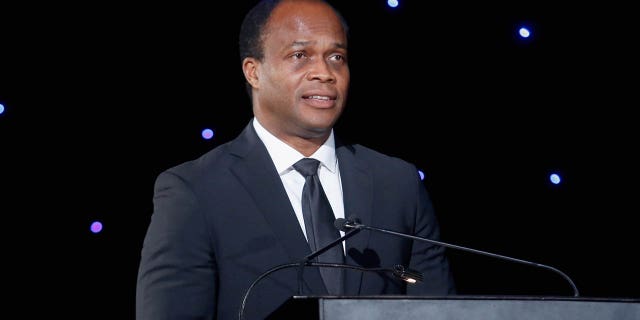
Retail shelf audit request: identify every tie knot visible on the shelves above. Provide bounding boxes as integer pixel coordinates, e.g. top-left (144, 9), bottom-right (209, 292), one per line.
top-left (293, 158), bottom-right (321, 177)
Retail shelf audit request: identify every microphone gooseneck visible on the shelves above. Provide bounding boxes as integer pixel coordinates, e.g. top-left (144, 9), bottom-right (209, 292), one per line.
top-left (238, 223), bottom-right (423, 320)
top-left (238, 262), bottom-right (419, 320)
top-left (334, 218), bottom-right (580, 297)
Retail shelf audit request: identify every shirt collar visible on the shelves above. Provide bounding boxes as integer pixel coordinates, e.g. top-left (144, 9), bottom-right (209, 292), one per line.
top-left (252, 117), bottom-right (337, 175)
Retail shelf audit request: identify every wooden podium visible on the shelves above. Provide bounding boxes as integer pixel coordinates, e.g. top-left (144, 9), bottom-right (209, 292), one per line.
top-left (267, 295), bottom-right (640, 319)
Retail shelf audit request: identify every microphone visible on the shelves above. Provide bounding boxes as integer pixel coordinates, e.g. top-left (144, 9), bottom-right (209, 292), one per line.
top-left (238, 227), bottom-right (423, 320)
top-left (238, 262), bottom-right (422, 320)
top-left (335, 217), bottom-right (580, 297)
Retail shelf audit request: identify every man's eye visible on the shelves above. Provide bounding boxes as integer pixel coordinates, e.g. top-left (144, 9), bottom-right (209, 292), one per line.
top-left (293, 52), bottom-right (305, 59)
top-left (331, 54), bottom-right (346, 62)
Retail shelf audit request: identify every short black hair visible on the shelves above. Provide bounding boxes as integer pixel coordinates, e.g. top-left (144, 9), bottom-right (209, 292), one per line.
top-left (238, 0), bottom-right (349, 97)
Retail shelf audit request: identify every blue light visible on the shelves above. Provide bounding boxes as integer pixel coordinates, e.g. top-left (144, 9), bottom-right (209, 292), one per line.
top-left (90, 221), bottom-right (103, 233)
top-left (418, 170), bottom-right (425, 181)
top-left (0, 103), bottom-right (5, 115)
top-left (201, 128), bottom-right (215, 140)
top-left (549, 173), bottom-right (561, 185)
top-left (387, 0), bottom-right (399, 8)
top-left (518, 27), bottom-right (531, 39)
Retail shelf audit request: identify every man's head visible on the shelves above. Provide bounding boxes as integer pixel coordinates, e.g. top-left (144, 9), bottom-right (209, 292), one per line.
top-left (239, 0), bottom-right (350, 146)
top-left (239, 0), bottom-right (349, 82)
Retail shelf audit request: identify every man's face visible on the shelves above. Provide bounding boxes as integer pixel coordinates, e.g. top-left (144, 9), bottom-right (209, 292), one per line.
top-left (250, 0), bottom-right (350, 141)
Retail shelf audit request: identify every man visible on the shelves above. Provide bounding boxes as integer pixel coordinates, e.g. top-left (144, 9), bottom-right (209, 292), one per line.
top-left (136, 1), bottom-right (456, 319)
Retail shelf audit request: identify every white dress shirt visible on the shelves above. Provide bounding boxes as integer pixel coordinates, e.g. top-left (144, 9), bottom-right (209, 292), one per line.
top-left (252, 117), bottom-right (346, 250)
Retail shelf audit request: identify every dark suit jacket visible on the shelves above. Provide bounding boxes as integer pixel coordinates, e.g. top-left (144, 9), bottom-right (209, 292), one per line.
top-left (136, 121), bottom-right (455, 320)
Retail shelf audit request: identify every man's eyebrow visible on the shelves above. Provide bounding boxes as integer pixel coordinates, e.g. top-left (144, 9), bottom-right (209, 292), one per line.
top-left (290, 40), bottom-right (347, 50)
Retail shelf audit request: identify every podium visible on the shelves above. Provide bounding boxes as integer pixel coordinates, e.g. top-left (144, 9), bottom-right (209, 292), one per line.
top-left (268, 295), bottom-right (640, 319)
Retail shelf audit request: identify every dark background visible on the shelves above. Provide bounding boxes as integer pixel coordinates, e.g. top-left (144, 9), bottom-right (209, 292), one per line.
top-left (1, 1), bottom-right (638, 318)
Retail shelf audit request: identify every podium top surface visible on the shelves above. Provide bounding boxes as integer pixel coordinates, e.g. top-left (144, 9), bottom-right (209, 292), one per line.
top-left (292, 294), bottom-right (640, 303)
top-left (270, 295), bottom-right (639, 320)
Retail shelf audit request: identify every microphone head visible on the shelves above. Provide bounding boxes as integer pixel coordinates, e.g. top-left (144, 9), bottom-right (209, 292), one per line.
top-left (334, 218), bottom-right (348, 231)
top-left (392, 264), bottom-right (423, 284)
top-left (334, 217), bottom-right (361, 231)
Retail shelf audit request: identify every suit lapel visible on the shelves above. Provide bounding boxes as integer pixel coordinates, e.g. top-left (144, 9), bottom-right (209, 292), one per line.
top-left (336, 144), bottom-right (374, 295)
top-left (228, 122), bottom-right (327, 294)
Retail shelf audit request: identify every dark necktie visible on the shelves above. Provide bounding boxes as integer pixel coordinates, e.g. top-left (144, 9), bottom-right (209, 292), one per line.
top-left (293, 158), bottom-right (344, 295)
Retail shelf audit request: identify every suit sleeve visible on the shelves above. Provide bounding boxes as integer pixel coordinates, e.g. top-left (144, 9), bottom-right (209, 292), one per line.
top-left (406, 169), bottom-right (457, 295)
top-left (136, 170), bottom-right (217, 319)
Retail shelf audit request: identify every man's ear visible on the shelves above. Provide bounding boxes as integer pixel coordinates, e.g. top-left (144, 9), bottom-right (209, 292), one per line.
top-left (242, 57), bottom-right (259, 89)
